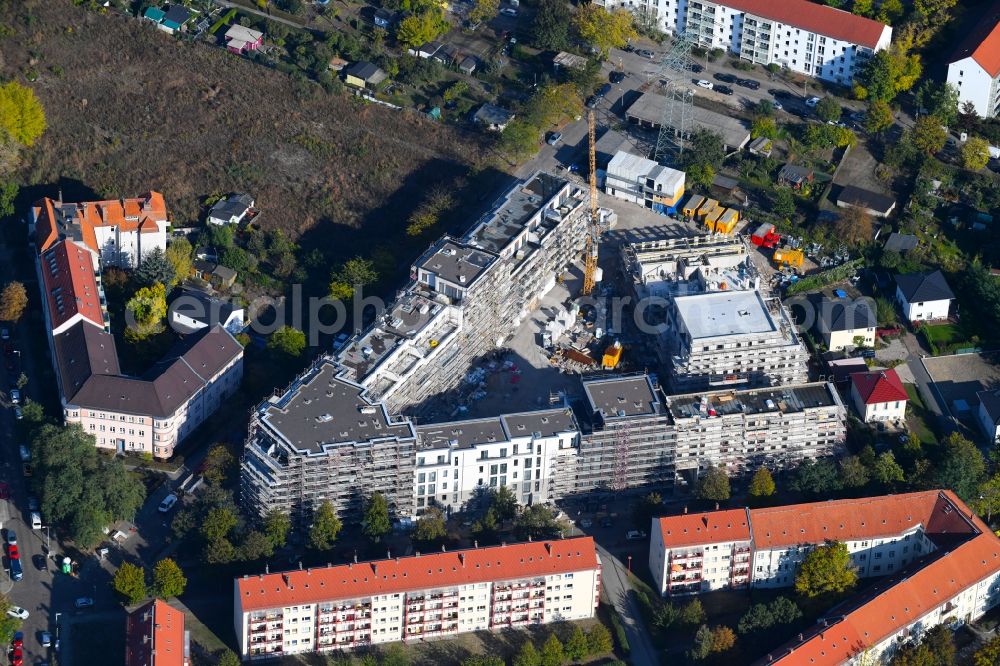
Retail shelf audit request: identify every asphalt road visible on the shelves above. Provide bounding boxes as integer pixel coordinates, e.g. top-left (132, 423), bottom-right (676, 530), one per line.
top-left (597, 543), bottom-right (658, 666)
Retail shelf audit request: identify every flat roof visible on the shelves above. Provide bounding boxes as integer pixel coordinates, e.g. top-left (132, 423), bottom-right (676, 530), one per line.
top-left (583, 375), bottom-right (659, 418)
top-left (260, 360), bottom-right (414, 454)
top-left (674, 290), bottom-right (776, 339)
top-left (416, 408), bottom-right (578, 450)
top-left (665, 382), bottom-right (839, 421)
top-left (626, 92), bottom-right (751, 149)
top-left (414, 238), bottom-right (496, 288)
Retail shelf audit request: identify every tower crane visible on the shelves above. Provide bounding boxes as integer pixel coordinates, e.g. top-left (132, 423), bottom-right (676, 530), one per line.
top-left (581, 109), bottom-right (599, 296)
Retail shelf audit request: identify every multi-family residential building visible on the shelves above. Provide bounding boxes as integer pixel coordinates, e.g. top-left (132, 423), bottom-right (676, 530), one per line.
top-left (604, 150), bottom-right (685, 213)
top-left (335, 172), bottom-right (589, 415)
top-left (597, 0), bottom-right (891, 85)
top-left (946, 2), bottom-right (1000, 118)
top-left (125, 599), bottom-right (190, 666)
top-left (651, 491), bottom-right (1000, 665)
top-left (233, 537), bottom-right (601, 661)
top-left (413, 408), bottom-right (580, 514)
top-left (30, 193), bottom-right (243, 460)
top-left (663, 290), bottom-right (809, 391)
top-left (32, 192), bottom-right (168, 268)
top-left (241, 358), bottom-right (418, 527)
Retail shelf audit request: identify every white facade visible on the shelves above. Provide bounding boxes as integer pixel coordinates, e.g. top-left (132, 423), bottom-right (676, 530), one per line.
top-left (605, 151), bottom-right (685, 209)
top-left (978, 394), bottom-right (1000, 445)
top-left (92, 222), bottom-right (167, 269)
top-left (895, 287), bottom-right (951, 322)
top-left (649, 518), bottom-right (752, 595)
top-left (947, 56), bottom-right (1000, 119)
top-left (825, 326), bottom-right (875, 352)
top-left (597, 0), bottom-right (891, 85)
top-left (850, 389), bottom-right (906, 423)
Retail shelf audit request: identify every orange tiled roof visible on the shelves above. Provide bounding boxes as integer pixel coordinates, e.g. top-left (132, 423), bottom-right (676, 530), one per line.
top-left (657, 509), bottom-right (751, 549)
top-left (850, 368), bottom-right (908, 406)
top-left (40, 240), bottom-right (105, 332)
top-left (236, 537), bottom-right (600, 613)
top-left (724, 0), bottom-right (888, 49)
top-left (34, 192), bottom-right (168, 254)
top-left (949, 2), bottom-right (1000, 78)
top-left (764, 491), bottom-right (1000, 665)
top-left (125, 599), bottom-right (187, 666)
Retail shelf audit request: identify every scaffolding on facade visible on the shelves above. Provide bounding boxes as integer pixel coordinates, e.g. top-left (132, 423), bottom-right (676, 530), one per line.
top-left (611, 419), bottom-right (632, 491)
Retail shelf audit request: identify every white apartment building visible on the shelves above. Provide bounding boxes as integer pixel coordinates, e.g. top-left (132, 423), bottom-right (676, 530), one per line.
top-left (604, 150), bottom-right (685, 212)
top-left (414, 408), bottom-right (580, 513)
top-left (233, 538), bottom-right (601, 660)
top-left (651, 491), bottom-right (1000, 666)
top-left (946, 8), bottom-right (1000, 118)
top-left (598, 0), bottom-right (891, 85)
top-left (621, 234), bottom-right (760, 300)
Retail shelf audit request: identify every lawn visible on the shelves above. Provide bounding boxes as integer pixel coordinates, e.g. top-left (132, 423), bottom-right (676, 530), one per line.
top-left (904, 383), bottom-right (937, 446)
top-left (921, 323), bottom-right (961, 345)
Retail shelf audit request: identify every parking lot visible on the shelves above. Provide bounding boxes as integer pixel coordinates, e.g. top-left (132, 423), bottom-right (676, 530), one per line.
top-left (923, 352), bottom-right (1000, 435)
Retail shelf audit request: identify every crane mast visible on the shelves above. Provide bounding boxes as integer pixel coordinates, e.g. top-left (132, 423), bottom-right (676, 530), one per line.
top-left (582, 110), bottom-right (599, 296)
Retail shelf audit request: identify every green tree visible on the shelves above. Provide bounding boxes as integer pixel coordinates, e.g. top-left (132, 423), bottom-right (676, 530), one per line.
top-left (165, 238), bottom-right (193, 286)
top-left (20, 399), bottom-right (43, 423)
top-left (396, 7), bottom-right (449, 49)
top-left (413, 507), bottom-right (448, 544)
top-left (201, 506), bottom-right (238, 543)
top-left (135, 247), bottom-right (176, 288)
top-left (683, 129), bottom-right (725, 172)
top-left (330, 257), bottom-right (379, 300)
top-left (680, 598), bottom-right (706, 625)
top-left (852, 0), bottom-right (873, 16)
top-left (219, 245), bottom-right (257, 274)
top-left (238, 530), bottom-right (274, 561)
top-left (794, 541), bottom-right (858, 598)
top-left (696, 466), bottom-right (730, 502)
top-left (268, 325), bottom-right (307, 357)
top-left (957, 100), bottom-right (979, 133)
top-left (689, 625), bottom-right (714, 660)
top-left (892, 624), bottom-right (955, 666)
top-left (0, 181), bottom-right (17, 218)
top-left (974, 474), bottom-right (1000, 523)
top-left (865, 100), bottom-right (894, 135)
top-left (202, 444), bottom-right (235, 486)
top-left (973, 635), bottom-right (1000, 666)
top-left (876, 0), bottom-right (904, 22)
top-left (748, 467), bottom-right (776, 499)
top-left (587, 623), bottom-right (614, 654)
top-left (815, 97), bottom-right (842, 123)
top-left (574, 5), bottom-right (637, 58)
top-left (491, 486), bottom-right (518, 521)
top-left (540, 633), bottom-right (564, 666)
top-left (935, 432), bottom-right (986, 502)
top-left (0, 281), bottom-right (28, 322)
top-left (771, 187), bottom-right (796, 218)
top-left (217, 649), bottom-right (241, 666)
top-left (152, 558), bottom-right (187, 599)
top-left (310, 500), bottom-right (343, 550)
top-left (751, 116), bottom-right (777, 140)
top-left (203, 536), bottom-right (237, 564)
top-left (363, 492), bottom-right (392, 542)
top-left (961, 136), bottom-right (990, 171)
top-left (514, 640), bottom-right (542, 666)
top-left (0, 81), bottom-right (46, 147)
top-left (838, 456), bottom-right (869, 488)
top-left (499, 119), bottom-right (540, 161)
top-left (125, 282), bottom-right (168, 340)
top-left (912, 115), bottom-right (947, 156)
top-left (791, 459), bottom-right (843, 498)
top-left (113, 562), bottom-right (147, 605)
top-left (468, 0), bottom-right (499, 24)
top-left (566, 626), bottom-right (589, 661)
top-left (264, 509), bottom-right (291, 550)
top-left (872, 452), bottom-right (905, 489)
top-left (514, 504), bottom-right (566, 540)
top-left (633, 491), bottom-right (663, 530)
top-left (916, 81), bottom-right (960, 127)
top-left (530, 0), bottom-right (571, 50)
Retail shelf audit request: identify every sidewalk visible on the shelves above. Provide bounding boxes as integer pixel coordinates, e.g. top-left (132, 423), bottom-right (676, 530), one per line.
top-left (597, 543), bottom-right (658, 666)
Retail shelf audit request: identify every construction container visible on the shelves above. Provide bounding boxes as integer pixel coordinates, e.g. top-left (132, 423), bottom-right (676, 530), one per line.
top-left (715, 208), bottom-right (739, 234)
top-left (704, 206), bottom-right (724, 232)
top-left (682, 194), bottom-right (705, 218)
top-left (773, 248), bottom-right (804, 267)
top-left (696, 198), bottom-right (720, 221)
top-left (602, 341), bottom-right (623, 369)
top-left (751, 223), bottom-right (780, 248)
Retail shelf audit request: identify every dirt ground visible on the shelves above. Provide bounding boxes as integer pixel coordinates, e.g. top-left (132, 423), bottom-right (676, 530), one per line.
top-left (3, 1), bottom-right (485, 252)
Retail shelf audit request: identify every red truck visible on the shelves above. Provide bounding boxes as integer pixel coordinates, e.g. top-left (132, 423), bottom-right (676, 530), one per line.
top-left (750, 223), bottom-right (781, 249)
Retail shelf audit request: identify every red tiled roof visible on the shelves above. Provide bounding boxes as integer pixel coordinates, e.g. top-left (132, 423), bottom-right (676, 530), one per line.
top-left (40, 240), bottom-right (104, 332)
top-left (763, 491), bottom-right (1000, 665)
top-left (657, 509), bottom-right (751, 549)
top-left (723, 0), bottom-right (889, 49)
top-left (236, 537), bottom-right (600, 613)
top-left (125, 599), bottom-right (187, 666)
top-left (749, 490), bottom-right (975, 550)
top-left (850, 369), bottom-right (908, 405)
top-left (34, 192), bottom-right (168, 254)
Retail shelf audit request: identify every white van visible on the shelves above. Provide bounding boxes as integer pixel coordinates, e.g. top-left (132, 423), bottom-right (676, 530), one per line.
top-left (158, 494), bottom-right (178, 513)
top-left (30, 512), bottom-right (42, 530)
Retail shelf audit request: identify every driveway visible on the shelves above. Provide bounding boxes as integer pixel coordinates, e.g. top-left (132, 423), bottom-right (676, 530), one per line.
top-left (597, 543), bottom-right (658, 666)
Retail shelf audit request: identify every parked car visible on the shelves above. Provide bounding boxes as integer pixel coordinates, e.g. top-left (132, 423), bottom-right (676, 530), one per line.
top-left (17, 445), bottom-right (29, 463)
top-left (736, 78), bottom-right (760, 89)
top-left (9, 389), bottom-right (19, 404)
top-left (21, 463), bottom-right (31, 478)
top-left (585, 96), bottom-right (599, 109)
top-left (74, 598), bottom-right (94, 609)
top-left (626, 530), bottom-right (647, 540)
top-left (499, 7), bottom-right (517, 16)
top-left (689, 63), bottom-right (704, 73)
top-left (600, 516), bottom-right (614, 528)
top-left (27, 497), bottom-right (38, 512)
top-left (14, 407), bottom-right (21, 421)
top-left (7, 544), bottom-right (18, 561)
top-left (31, 555), bottom-right (46, 571)
top-left (635, 49), bottom-right (656, 59)
top-left (9, 558), bottom-right (22, 581)
top-left (773, 101), bottom-right (784, 111)
top-left (596, 83), bottom-right (613, 98)
top-left (695, 79), bottom-right (713, 89)
top-left (0, 328), bottom-right (9, 341)
top-left (579, 517), bottom-right (593, 528)
top-left (10, 646), bottom-right (22, 666)
top-left (715, 85), bottom-right (734, 96)
top-left (713, 72), bottom-right (737, 83)
top-left (158, 494), bottom-right (178, 513)
top-left (30, 513), bottom-right (41, 531)
top-left (6, 530), bottom-right (15, 545)
top-left (40, 632), bottom-right (51, 648)
top-left (11, 632), bottom-right (22, 648)
top-left (805, 96), bottom-right (821, 107)
top-left (609, 70), bottom-right (625, 83)
top-left (769, 88), bottom-right (793, 98)
top-left (6, 607), bottom-right (27, 620)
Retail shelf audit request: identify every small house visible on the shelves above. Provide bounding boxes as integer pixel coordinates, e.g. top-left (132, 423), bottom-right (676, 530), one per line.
top-left (883, 232), bottom-right (918, 254)
top-left (142, 7), bottom-right (166, 25)
top-left (836, 185), bottom-right (896, 218)
top-left (894, 270), bottom-right (954, 322)
top-left (553, 51), bottom-right (588, 72)
top-left (850, 369), bottom-right (907, 424)
top-left (224, 24), bottom-right (264, 54)
top-left (207, 194), bottom-right (256, 226)
top-left (328, 57), bottom-right (349, 72)
top-left (433, 44), bottom-right (458, 65)
top-left (169, 290), bottom-right (245, 335)
top-left (747, 136), bottom-right (773, 157)
top-left (344, 61), bottom-right (388, 89)
top-left (816, 296), bottom-right (876, 351)
top-left (409, 41), bottom-right (443, 59)
top-left (777, 164), bottom-right (813, 189)
top-left (978, 389), bottom-right (1000, 444)
top-left (473, 103), bottom-right (515, 132)
top-left (194, 260), bottom-right (238, 290)
top-left (159, 5), bottom-right (192, 34)
top-left (459, 56), bottom-right (477, 75)
top-left (373, 8), bottom-right (397, 28)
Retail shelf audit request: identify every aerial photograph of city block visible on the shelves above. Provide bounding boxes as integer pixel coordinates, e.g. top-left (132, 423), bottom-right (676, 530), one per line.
top-left (1, 0), bottom-right (1000, 664)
